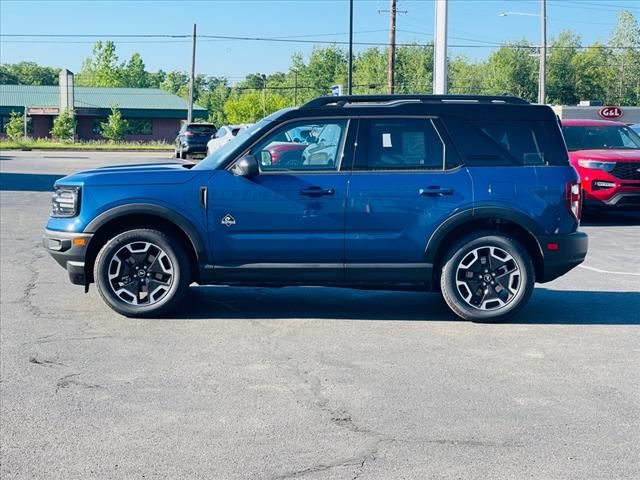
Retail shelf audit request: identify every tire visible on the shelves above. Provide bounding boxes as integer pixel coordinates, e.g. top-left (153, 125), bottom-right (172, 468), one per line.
top-left (439, 232), bottom-right (534, 323)
top-left (94, 229), bottom-right (191, 317)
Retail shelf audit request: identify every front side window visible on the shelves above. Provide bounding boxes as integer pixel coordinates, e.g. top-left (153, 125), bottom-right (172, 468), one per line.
top-left (252, 119), bottom-right (348, 172)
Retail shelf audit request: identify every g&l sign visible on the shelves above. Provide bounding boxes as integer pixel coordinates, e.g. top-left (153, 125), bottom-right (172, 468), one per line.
top-left (598, 106), bottom-right (623, 119)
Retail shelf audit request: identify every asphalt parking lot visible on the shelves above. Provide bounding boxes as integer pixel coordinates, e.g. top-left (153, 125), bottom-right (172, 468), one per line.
top-left (1, 152), bottom-right (639, 479)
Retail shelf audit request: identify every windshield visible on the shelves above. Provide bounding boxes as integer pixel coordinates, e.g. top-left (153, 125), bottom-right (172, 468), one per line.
top-left (194, 120), bottom-right (269, 170)
top-left (562, 125), bottom-right (640, 151)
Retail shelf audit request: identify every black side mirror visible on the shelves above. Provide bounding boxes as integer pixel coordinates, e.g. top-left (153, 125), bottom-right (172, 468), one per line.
top-left (232, 154), bottom-right (259, 177)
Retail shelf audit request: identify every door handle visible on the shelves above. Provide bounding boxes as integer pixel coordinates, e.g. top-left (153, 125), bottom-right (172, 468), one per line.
top-left (199, 186), bottom-right (207, 208)
top-left (300, 186), bottom-right (335, 197)
top-left (419, 186), bottom-right (453, 196)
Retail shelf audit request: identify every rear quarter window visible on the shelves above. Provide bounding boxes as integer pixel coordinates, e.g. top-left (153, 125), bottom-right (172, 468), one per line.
top-left (443, 117), bottom-right (568, 166)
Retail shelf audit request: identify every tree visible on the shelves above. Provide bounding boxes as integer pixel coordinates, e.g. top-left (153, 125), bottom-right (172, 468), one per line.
top-left (0, 62), bottom-right (59, 85)
top-left (76, 41), bottom-right (124, 87)
top-left (546, 32), bottom-right (580, 105)
top-left (123, 53), bottom-right (149, 88)
top-left (100, 107), bottom-right (128, 141)
top-left (50, 110), bottom-right (75, 141)
top-left (224, 91), bottom-right (288, 124)
top-left (608, 10), bottom-right (640, 104)
top-left (161, 70), bottom-right (190, 97)
top-left (484, 41), bottom-right (538, 102)
top-left (200, 83), bottom-right (231, 126)
top-left (353, 47), bottom-right (387, 94)
top-left (4, 111), bottom-right (25, 140)
top-left (449, 56), bottom-right (487, 94)
top-left (395, 43), bottom-right (434, 93)
top-left (572, 43), bottom-right (611, 103)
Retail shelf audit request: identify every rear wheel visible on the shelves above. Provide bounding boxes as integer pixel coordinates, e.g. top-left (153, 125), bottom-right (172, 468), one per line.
top-left (94, 229), bottom-right (191, 317)
top-left (440, 232), bottom-right (534, 323)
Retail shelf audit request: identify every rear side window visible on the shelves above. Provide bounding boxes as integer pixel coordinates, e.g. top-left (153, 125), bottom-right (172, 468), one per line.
top-left (356, 118), bottom-right (450, 171)
top-left (444, 117), bottom-right (568, 166)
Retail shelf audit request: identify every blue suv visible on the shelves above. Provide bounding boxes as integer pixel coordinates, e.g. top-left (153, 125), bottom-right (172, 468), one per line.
top-left (44, 95), bottom-right (588, 322)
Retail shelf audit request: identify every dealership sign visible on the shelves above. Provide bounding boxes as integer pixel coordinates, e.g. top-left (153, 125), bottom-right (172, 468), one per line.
top-left (598, 106), bottom-right (624, 119)
top-left (27, 107), bottom-right (59, 115)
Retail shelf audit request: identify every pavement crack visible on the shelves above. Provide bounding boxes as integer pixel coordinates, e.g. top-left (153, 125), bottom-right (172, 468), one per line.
top-left (55, 373), bottom-right (103, 393)
top-left (22, 245), bottom-right (46, 318)
top-left (29, 355), bottom-right (66, 368)
top-left (271, 438), bottom-right (390, 480)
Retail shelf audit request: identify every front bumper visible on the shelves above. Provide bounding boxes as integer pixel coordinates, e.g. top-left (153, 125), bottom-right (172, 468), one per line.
top-left (43, 229), bottom-right (93, 285)
top-left (537, 231), bottom-right (588, 283)
top-left (585, 192), bottom-right (640, 209)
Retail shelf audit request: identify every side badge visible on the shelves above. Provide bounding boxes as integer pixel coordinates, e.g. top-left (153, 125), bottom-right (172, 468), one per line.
top-left (221, 214), bottom-right (236, 227)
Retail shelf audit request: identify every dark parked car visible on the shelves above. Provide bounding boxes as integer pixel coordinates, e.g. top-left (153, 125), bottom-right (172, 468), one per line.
top-left (44, 95), bottom-right (588, 322)
top-left (174, 123), bottom-right (217, 159)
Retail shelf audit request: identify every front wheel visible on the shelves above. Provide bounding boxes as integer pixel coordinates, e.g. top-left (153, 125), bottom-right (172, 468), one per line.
top-left (440, 232), bottom-right (534, 323)
top-left (94, 229), bottom-right (191, 317)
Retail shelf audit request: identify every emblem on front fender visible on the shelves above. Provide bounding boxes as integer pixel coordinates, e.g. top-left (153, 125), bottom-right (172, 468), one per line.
top-left (221, 214), bottom-right (236, 227)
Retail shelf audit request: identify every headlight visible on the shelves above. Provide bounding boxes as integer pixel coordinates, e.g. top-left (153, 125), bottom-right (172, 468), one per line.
top-left (577, 159), bottom-right (616, 172)
top-left (51, 186), bottom-right (80, 217)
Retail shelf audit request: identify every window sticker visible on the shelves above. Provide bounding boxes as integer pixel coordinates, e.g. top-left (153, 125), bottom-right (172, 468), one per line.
top-left (382, 133), bottom-right (392, 148)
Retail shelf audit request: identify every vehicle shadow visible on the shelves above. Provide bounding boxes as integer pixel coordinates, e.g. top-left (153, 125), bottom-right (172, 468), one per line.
top-left (165, 286), bottom-right (640, 325)
top-left (581, 210), bottom-right (640, 227)
top-left (0, 173), bottom-right (63, 192)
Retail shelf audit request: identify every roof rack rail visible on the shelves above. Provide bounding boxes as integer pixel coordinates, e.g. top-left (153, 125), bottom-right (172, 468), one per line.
top-left (300, 94), bottom-right (529, 109)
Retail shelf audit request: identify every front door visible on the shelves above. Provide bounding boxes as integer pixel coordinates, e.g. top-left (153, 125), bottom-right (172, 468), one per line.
top-left (207, 118), bottom-right (354, 283)
top-left (345, 117), bottom-right (473, 284)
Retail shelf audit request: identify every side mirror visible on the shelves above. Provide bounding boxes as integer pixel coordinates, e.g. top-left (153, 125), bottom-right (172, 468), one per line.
top-left (232, 154), bottom-right (259, 177)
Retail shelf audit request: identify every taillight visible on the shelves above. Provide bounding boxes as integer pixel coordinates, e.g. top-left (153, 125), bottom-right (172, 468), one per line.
top-left (183, 131), bottom-right (194, 137)
top-left (270, 151), bottom-right (280, 164)
top-left (566, 181), bottom-right (581, 221)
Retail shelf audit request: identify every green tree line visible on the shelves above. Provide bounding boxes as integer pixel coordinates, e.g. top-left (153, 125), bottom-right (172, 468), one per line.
top-left (2, 10), bottom-right (639, 124)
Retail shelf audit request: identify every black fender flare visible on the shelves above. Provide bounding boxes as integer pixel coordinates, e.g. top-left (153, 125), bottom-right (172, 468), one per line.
top-left (84, 203), bottom-right (208, 263)
top-left (424, 206), bottom-right (544, 265)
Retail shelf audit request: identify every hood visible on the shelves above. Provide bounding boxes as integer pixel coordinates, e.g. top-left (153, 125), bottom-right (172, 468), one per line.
top-left (569, 149), bottom-right (640, 162)
top-left (54, 162), bottom-right (207, 187)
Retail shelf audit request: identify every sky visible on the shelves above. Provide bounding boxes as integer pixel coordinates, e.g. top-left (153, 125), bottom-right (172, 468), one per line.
top-left (1, 0), bottom-right (639, 83)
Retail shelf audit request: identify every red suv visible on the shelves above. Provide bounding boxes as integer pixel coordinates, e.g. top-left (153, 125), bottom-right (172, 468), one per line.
top-left (561, 119), bottom-right (640, 211)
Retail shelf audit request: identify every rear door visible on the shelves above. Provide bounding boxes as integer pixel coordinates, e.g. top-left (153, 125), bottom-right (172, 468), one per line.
top-left (345, 117), bottom-right (473, 284)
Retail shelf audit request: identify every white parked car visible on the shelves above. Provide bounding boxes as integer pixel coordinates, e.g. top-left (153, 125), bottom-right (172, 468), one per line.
top-left (206, 124), bottom-right (253, 156)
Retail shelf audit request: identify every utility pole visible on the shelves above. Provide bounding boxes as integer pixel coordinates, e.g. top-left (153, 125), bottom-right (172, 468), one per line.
top-left (261, 74), bottom-right (267, 117)
top-left (23, 106), bottom-right (28, 138)
top-left (539, 0), bottom-right (546, 104)
top-left (348, 0), bottom-right (354, 95)
top-left (294, 70), bottom-right (298, 106)
top-left (387, 0), bottom-right (397, 94)
top-left (187, 23), bottom-right (197, 123)
top-left (433, 0), bottom-right (448, 95)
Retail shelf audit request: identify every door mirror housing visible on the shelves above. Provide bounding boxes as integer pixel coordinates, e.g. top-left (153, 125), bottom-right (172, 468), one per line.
top-left (232, 154), bottom-right (259, 177)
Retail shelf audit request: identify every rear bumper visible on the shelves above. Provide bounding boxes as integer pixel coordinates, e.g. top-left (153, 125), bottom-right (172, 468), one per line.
top-left (181, 143), bottom-right (208, 154)
top-left (537, 231), bottom-right (588, 283)
top-left (43, 229), bottom-right (93, 285)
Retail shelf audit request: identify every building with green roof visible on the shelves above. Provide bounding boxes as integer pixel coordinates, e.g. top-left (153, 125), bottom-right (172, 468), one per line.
top-left (0, 81), bottom-right (208, 142)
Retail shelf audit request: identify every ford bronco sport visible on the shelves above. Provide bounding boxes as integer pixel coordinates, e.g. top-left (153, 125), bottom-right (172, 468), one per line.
top-left (44, 95), bottom-right (588, 322)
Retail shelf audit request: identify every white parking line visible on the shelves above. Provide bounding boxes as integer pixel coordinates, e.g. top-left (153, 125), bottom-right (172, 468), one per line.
top-left (578, 265), bottom-right (640, 276)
